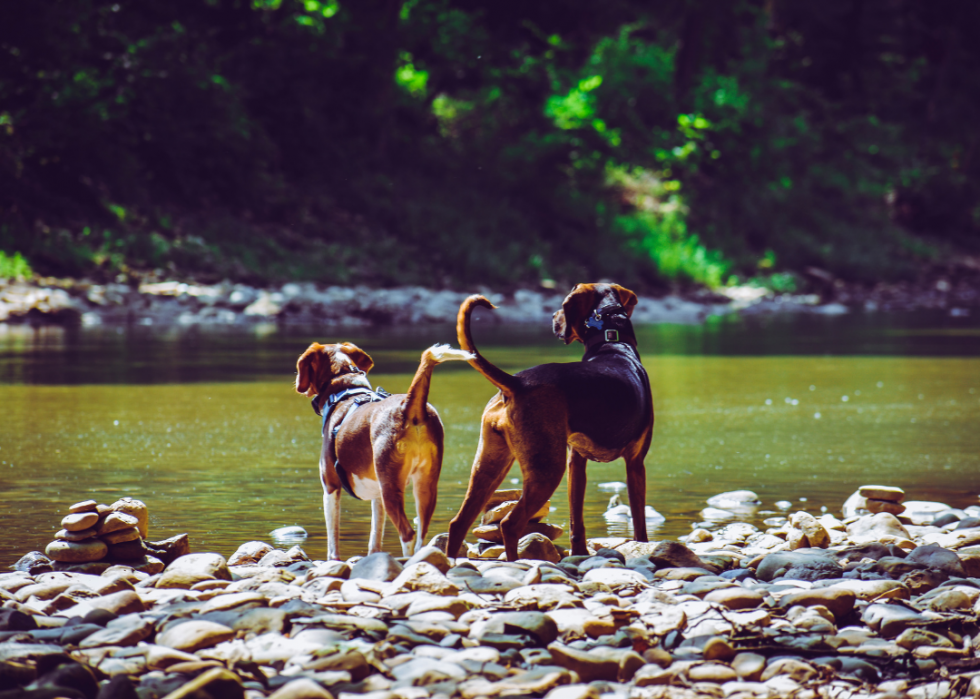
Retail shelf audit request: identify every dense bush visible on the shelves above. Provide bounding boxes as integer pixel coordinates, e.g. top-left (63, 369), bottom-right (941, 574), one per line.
top-left (1, 1), bottom-right (977, 288)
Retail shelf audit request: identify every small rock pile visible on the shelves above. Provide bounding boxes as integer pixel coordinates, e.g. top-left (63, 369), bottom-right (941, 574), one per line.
top-left (469, 490), bottom-right (564, 561)
top-left (39, 498), bottom-right (188, 576)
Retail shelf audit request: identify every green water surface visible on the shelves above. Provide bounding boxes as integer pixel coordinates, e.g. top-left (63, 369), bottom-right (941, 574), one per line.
top-left (1, 313), bottom-right (978, 564)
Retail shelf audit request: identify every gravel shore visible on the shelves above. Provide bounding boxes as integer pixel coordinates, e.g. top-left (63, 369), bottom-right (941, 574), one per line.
top-left (1, 271), bottom-right (977, 329)
top-left (3, 485), bottom-right (980, 698)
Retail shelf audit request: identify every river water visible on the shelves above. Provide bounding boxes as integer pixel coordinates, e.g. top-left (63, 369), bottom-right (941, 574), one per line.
top-left (1, 311), bottom-right (978, 565)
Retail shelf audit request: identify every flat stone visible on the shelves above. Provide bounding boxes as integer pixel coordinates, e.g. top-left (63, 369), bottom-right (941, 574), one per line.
top-left (62, 512), bottom-right (99, 532)
top-left (54, 528), bottom-right (98, 542)
top-left (866, 498), bottom-right (906, 515)
top-left (101, 527), bottom-right (141, 544)
top-left (819, 579), bottom-right (910, 601)
top-left (760, 658), bottom-right (816, 682)
top-left (653, 567), bottom-right (713, 581)
top-left (779, 588), bottom-right (856, 621)
top-left (156, 620), bottom-right (235, 652)
top-left (688, 662), bottom-right (738, 682)
top-left (96, 512), bottom-right (139, 536)
top-left (78, 615), bottom-right (154, 648)
top-left (702, 638), bottom-right (736, 661)
top-left (582, 567), bottom-right (649, 587)
top-left (227, 541), bottom-right (274, 566)
top-left (895, 628), bottom-right (953, 650)
top-left (858, 486), bottom-right (905, 502)
top-left (704, 587), bottom-right (764, 610)
top-left (547, 642), bottom-right (643, 682)
top-left (268, 677), bottom-right (333, 698)
top-left (731, 652), bottom-right (766, 681)
top-left (45, 539), bottom-right (107, 563)
top-left (474, 611), bottom-right (558, 646)
top-left (157, 552), bottom-right (231, 589)
top-left (862, 603), bottom-right (927, 638)
top-left (158, 667), bottom-right (243, 698)
top-left (757, 550), bottom-right (844, 582)
top-left (647, 541), bottom-right (713, 570)
top-left (68, 500), bottom-right (99, 514)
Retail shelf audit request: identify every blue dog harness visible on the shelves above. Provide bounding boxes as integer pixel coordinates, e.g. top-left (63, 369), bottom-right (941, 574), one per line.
top-left (312, 384), bottom-right (391, 500)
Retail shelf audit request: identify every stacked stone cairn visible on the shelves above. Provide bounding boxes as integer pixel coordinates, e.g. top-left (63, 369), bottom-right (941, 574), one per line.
top-left (469, 489), bottom-right (565, 562)
top-left (2, 483), bottom-right (980, 698)
top-left (39, 497), bottom-right (188, 576)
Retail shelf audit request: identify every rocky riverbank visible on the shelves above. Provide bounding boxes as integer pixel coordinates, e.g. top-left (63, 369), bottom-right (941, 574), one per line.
top-left (3, 485), bottom-right (980, 698)
top-left (1, 268), bottom-right (978, 329)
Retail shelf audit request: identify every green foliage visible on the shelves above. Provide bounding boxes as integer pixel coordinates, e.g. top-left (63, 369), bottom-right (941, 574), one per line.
top-left (0, 0), bottom-right (977, 289)
top-left (0, 251), bottom-right (32, 280)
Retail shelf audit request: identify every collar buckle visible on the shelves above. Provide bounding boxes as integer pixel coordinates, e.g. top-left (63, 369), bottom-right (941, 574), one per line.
top-left (604, 329), bottom-right (619, 343)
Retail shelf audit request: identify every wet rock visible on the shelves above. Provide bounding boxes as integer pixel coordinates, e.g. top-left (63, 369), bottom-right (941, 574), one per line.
top-left (11, 551), bottom-right (53, 574)
top-left (731, 652), bottom-right (766, 681)
top-left (703, 587), bottom-right (764, 610)
top-left (847, 513), bottom-right (912, 543)
top-left (858, 485), bottom-right (905, 502)
top-left (406, 545), bottom-right (452, 574)
top-left (547, 642), bottom-right (644, 682)
top-left (157, 619), bottom-right (236, 652)
top-left (0, 608), bottom-right (38, 631)
top-left (779, 587), bottom-right (856, 621)
top-left (350, 552), bottom-right (403, 582)
top-left (144, 534), bottom-right (190, 566)
top-left (160, 666), bottom-right (244, 699)
top-left (866, 498), bottom-right (907, 515)
top-left (517, 533), bottom-right (561, 563)
top-left (474, 611), bottom-right (558, 646)
top-left (862, 603), bottom-right (928, 638)
top-left (157, 552), bottom-right (231, 588)
top-left (787, 511), bottom-right (831, 549)
top-left (905, 543), bottom-right (965, 577)
top-left (45, 539), bottom-right (108, 563)
top-left (388, 562), bottom-right (459, 596)
top-left (756, 549), bottom-right (844, 582)
top-left (96, 512), bottom-right (139, 536)
top-left (646, 541), bottom-right (713, 571)
top-left (760, 658), bottom-right (817, 682)
top-left (902, 500), bottom-right (952, 525)
top-left (268, 677), bottom-right (334, 698)
top-left (101, 527), bottom-right (141, 545)
top-left (109, 498), bottom-right (149, 539)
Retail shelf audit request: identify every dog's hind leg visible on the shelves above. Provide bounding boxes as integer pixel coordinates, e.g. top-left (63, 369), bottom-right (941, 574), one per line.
top-left (446, 421), bottom-right (514, 557)
top-left (368, 497), bottom-right (386, 554)
top-left (324, 487), bottom-right (342, 561)
top-left (566, 449), bottom-right (589, 556)
top-left (411, 455), bottom-right (441, 554)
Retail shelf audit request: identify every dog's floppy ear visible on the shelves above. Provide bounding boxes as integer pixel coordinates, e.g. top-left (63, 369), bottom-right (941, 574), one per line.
top-left (296, 343), bottom-right (326, 396)
top-left (554, 284), bottom-right (600, 345)
top-left (610, 284), bottom-right (638, 318)
top-left (339, 342), bottom-right (374, 374)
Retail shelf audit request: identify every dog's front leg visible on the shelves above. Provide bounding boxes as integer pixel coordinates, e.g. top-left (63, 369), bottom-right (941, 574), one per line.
top-left (368, 498), bottom-right (386, 554)
top-left (566, 449), bottom-right (589, 556)
top-left (324, 487), bottom-right (342, 560)
top-left (625, 453), bottom-right (649, 543)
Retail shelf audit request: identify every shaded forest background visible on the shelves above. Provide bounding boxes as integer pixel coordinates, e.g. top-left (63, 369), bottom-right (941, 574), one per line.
top-left (1, 0), bottom-right (978, 292)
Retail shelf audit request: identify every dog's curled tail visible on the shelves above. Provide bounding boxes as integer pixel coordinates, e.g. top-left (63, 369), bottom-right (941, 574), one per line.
top-left (457, 295), bottom-right (519, 398)
top-left (404, 343), bottom-right (475, 425)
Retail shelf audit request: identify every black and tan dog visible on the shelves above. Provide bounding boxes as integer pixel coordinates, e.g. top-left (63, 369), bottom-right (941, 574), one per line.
top-left (446, 283), bottom-right (654, 561)
top-left (296, 342), bottom-right (472, 560)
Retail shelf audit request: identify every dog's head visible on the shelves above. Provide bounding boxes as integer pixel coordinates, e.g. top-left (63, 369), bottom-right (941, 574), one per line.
top-left (295, 342), bottom-right (374, 397)
top-left (552, 283), bottom-right (638, 345)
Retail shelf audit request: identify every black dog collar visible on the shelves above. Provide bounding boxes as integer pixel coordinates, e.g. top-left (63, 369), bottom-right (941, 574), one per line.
top-left (582, 304), bottom-right (635, 347)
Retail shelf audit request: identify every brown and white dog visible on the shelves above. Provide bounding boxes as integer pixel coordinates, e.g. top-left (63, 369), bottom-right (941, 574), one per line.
top-left (446, 283), bottom-right (654, 561)
top-left (296, 342), bottom-right (472, 560)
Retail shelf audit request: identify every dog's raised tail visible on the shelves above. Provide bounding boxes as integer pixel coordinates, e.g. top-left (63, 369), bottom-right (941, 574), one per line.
top-left (404, 343), bottom-right (475, 425)
top-left (457, 295), bottom-right (519, 398)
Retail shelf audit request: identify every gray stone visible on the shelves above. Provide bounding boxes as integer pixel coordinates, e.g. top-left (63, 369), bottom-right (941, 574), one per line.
top-left (756, 550), bottom-right (844, 582)
top-left (350, 552), bottom-right (403, 582)
top-left (156, 619), bottom-right (236, 652)
top-left (474, 611), bottom-right (559, 646)
top-left (45, 538), bottom-right (107, 563)
top-left (905, 544), bottom-right (966, 577)
top-left (388, 562), bottom-right (459, 596)
top-left (646, 541), bottom-right (712, 571)
top-left (407, 545), bottom-right (452, 574)
top-left (78, 614), bottom-right (154, 648)
top-left (862, 603), bottom-right (927, 638)
top-left (157, 552), bottom-right (231, 588)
